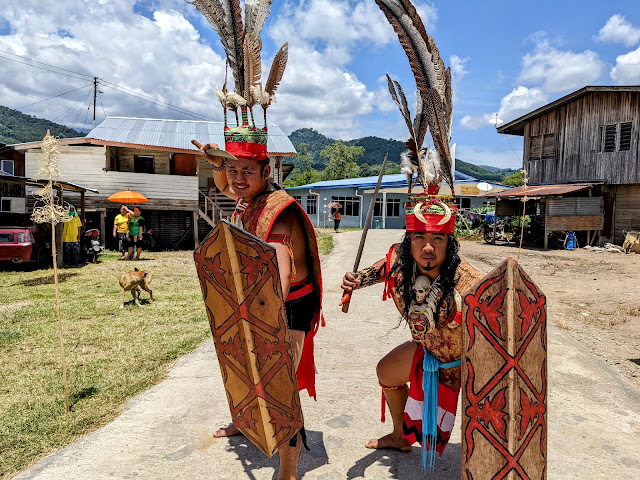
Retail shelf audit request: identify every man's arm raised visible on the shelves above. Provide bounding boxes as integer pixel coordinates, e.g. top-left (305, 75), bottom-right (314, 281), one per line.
top-left (193, 140), bottom-right (235, 200)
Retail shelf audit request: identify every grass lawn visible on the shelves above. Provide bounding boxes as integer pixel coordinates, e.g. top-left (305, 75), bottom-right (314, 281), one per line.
top-left (0, 229), bottom-right (334, 479)
top-left (0, 249), bottom-right (210, 479)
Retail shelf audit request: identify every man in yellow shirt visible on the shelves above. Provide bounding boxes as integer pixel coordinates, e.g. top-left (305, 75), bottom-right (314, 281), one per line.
top-left (113, 205), bottom-right (132, 260)
top-left (62, 205), bottom-right (83, 265)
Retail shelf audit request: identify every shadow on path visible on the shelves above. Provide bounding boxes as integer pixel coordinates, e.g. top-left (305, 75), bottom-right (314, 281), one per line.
top-left (346, 442), bottom-right (461, 479)
top-left (225, 429), bottom-right (329, 480)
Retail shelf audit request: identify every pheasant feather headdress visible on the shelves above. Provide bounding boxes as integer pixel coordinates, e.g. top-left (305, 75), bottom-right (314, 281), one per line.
top-left (189, 0), bottom-right (288, 160)
top-left (375, 0), bottom-right (456, 193)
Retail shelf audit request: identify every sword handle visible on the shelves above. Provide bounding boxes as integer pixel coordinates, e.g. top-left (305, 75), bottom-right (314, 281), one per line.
top-left (339, 291), bottom-right (351, 313)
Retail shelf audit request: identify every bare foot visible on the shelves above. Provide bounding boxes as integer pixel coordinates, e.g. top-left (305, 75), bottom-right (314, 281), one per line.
top-left (213, 423), bottom-right (242, 438)
top-left (365, 433), bottom-right (411, 452)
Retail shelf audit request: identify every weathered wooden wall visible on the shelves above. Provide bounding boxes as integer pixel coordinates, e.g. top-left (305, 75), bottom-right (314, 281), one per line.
top-left (608, 184), bottom-right (640, 244)
top-left (24, 146), bottom-right (198, 211)
top-left (115, 147), bottom-right (171, 175)
top-left (525, 91), bottom-right (640, 185)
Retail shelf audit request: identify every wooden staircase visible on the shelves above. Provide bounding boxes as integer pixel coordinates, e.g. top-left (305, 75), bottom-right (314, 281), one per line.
top-left (198, 189), bottom-right (235, 227)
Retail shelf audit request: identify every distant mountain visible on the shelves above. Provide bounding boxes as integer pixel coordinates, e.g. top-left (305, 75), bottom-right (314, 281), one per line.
top-left (288, 128), bottom-right (518, 182)
top-left (0, 105), bottom-right (84, 144)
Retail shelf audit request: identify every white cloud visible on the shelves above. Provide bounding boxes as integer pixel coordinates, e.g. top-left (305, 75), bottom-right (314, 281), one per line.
top-left (518, 33), bottom-right (604, 93)
top-left (0, 1), bottom-right (227, 131)
top-left (595, 14), bottom-right (640, 47)
top-left (264, 0), bottom-right (438, 138)
top-left (610, 45), bottom-right (640, 84)
top-left (450, 54), bottom-right (469, 102)
top-left (498, 86), bottom-right (548, 123)
top-left (459, 113), bottom-right (495, 130)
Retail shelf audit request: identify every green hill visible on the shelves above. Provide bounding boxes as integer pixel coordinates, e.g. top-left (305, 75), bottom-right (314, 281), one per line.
top-left (0, 105), bottom-right (84, 144)
top-left (288, 128), bottom-right (518, 182)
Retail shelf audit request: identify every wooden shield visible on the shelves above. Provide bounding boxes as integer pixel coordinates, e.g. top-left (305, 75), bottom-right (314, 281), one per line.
top-left (193, 220), bottom-right (303, 458)
top-left (461, 257), bottom-right (547, 479)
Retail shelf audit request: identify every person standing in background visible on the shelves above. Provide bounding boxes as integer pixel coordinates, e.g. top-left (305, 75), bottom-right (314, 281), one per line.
top-left (62, 205), bottom-right (82, 265)
top-left (332, 208), bottom-right (342, 232)
top-left (127, 207), bottom-right (146, 261)
top-left (113, 205), bottom-right (131, 260)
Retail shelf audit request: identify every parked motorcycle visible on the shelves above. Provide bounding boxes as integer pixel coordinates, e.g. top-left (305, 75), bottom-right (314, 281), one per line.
top-left (481, 218), bottom-right (514, 244)
top-left (82, 228), bottom-right (103, 263)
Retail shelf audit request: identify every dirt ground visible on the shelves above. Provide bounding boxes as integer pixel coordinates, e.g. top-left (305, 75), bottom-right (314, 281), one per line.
top-left (458, 239), bottom-right (640, 388)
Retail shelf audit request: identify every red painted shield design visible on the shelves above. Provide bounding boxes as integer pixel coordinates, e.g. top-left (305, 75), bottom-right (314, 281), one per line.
top-left (194, 220), bottom-right (303, 458)
top-left (461, 257), bottom-right (547, 479)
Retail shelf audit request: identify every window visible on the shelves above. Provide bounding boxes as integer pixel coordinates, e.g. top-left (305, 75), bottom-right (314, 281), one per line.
top-left (603, 125), bottom-right (616, 152)
top-left (134, 155), bottom-right (154, 174)
top-left (460, 197), bottom-right (471, 209)
top-left (386, 198), bottom-right (401, 217)
top-left (292, 195), bottom-right (302, 205)
top-left (331, 196), bottom-right (360, 217)
top-left (528, 134), bottom-right (555, 161)
top-left (542, 134), bottom-right (555, 159)
top-left (620, 122), bottom-right (632, 151)
top-left (0, 159), bottom-right (14, 176)
top-left (529, 135), bottom-right (542, 160)
top-left (306, 196), bottom-right (317, 215)
top-left (600, 122), bottom-right (633, 152)
top-left (1, 198), bottom-right (11, 212)
top-left (373, 198), bottom-right (383, 216)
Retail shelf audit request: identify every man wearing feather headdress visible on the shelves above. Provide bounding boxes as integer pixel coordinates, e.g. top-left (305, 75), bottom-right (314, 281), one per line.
top-left (340, 0), bottom-right (484, 471)
top-left (189, 1), bottom-right (323, 478)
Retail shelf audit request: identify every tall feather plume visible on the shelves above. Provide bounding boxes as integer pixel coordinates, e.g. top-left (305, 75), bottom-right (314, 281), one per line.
top-left (386, 75), bottom-right (415, 141)
top-left (244, 0), bottom-right (272, 40)
top-left (243, 31), bottom-right (262, 106)
top-left (227, 0), bottom-right (245, 95)
top-left (375, 0), bottom-right (455, 191)
top-left (191, 0), bottom-right (287, 120)
top-left (263, 43), bottom-right (288, 107)
top-left (189, 0), bottom-right (245, 95)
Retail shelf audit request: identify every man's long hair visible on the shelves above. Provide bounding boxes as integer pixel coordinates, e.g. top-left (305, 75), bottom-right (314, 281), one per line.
top-left (398, 233), bottom-right (460, 320)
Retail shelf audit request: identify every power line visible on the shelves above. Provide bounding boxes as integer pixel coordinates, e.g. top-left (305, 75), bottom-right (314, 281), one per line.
top-left (52, 86), bottom-right (94, 123)
top-left (0, 51), bottom-right (92, 82)
top-left (17, 84), bottom-right (94, 110)
top-left (1, 50), bottom-right (220, 123)
top-left (98, 90), bottom-right (108, 118)
top-left (99, 82), bottom-right (217, 121)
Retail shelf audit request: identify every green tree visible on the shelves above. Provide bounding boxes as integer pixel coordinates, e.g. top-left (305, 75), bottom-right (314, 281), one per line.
top-left (358, 163), bottom-right (373, 177)
top-left (320, 141), bottom-right (363, 180)
top-left (502, 170), bottom-right (523, 187)
top-left (284, 143), bottom-right (324, 187)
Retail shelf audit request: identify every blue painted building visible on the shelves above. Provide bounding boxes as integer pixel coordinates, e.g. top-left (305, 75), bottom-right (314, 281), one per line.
top-left (286, 172), bottom-right (509, 229)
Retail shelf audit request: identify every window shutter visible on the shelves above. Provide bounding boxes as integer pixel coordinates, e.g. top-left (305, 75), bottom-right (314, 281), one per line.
top-left (529, 135), bottom-right (542, 160)
top-left (603, 125), bottom-right (616, 152)
top-left (620, 122), bottom-right (632, 151)
top-left (542, 133), bottom-right (555, 159)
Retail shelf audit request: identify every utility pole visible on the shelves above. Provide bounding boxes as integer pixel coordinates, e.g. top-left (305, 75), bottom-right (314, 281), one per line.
top-left (93, 77), bottom-right (98, 129)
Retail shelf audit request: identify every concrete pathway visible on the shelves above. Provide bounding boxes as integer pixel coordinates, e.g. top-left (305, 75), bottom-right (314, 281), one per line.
top-left (15, 230), bottom-right (640, 479)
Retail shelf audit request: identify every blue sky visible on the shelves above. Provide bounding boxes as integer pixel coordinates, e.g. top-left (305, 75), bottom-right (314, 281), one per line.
top-left (1, 1), bottom-right (639, 169)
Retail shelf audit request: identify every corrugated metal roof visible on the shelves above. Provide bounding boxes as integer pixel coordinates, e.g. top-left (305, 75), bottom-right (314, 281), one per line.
top-left (484, 182), bottom-right (604, 198)
top-left (85, 117), bottom-right (296, 155)
top-left (287, 172), bottom-right (484, 190)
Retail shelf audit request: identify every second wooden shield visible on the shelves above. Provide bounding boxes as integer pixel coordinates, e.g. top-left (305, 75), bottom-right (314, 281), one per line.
top-left (461, 257), bottom-right (547, 479)
top-left (194, 220), bottom-right (303, 458)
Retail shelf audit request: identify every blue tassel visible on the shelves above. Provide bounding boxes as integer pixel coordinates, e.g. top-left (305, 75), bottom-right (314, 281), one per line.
top-left (420, 349), bottom-right (463, 472)
top-left (421, 348), bottom-right (439, 471)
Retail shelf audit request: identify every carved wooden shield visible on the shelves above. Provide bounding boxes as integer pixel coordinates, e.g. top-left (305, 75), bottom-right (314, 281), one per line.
top-left (461, 257), bottom-right (547, 479)
top-left (194, 220), bottom-right (303, 458)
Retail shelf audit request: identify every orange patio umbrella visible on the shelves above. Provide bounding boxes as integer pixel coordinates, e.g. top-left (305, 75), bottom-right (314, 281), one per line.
top-left (107, 190), bottom-right (149, 204)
